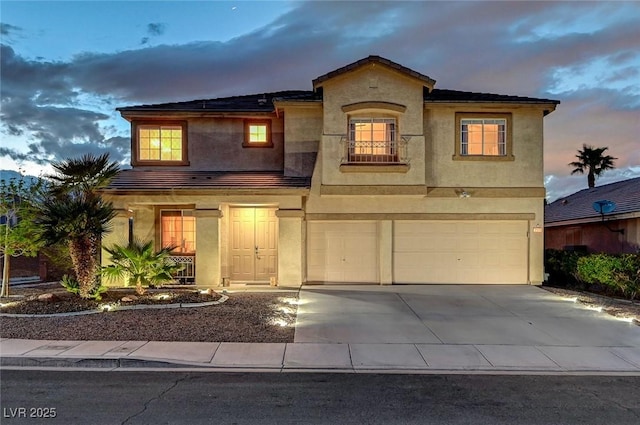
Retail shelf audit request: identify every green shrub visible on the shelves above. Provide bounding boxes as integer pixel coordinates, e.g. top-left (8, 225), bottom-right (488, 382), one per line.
top-left (101, 239), bottom-right (183, 295)
top-left (576, 254), bottom-right (640, 300)
top-left (544, 249), bottom-right (586, 286)
top-left (60, 274), bottom-right (108, 301)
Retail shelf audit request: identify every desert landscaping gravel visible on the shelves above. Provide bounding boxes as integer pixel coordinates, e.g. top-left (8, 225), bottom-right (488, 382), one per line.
top-left (0, 291), bottom-right (298, 343)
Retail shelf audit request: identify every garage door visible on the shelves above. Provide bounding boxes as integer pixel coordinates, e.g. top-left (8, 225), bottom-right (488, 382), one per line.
top-left (393, 221), bottom-right (528, 284)
top-left (307, 221), bottom-right (378, 283)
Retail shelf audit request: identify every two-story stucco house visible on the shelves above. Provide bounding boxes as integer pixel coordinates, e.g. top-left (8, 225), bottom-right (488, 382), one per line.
top-left (101, 56), bottom-right (559, 287)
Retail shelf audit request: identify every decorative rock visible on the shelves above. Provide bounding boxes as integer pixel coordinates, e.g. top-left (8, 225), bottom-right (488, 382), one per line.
top-left (37, 293), bottom-right (58, 302)
top-left (121, 295), bottom-right (138, 302)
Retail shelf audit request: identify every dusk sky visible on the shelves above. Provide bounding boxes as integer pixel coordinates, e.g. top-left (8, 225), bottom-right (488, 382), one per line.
top-left (1, 0), bottom-right (638, 201)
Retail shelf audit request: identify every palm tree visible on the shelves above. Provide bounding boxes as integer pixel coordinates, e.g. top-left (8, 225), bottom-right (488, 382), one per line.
top-left (37, 154), bottom-right (119, 299)
top-left (569, 144), bottom-right (617, 188)
top-left (102, 239), bottom-right (183, 295)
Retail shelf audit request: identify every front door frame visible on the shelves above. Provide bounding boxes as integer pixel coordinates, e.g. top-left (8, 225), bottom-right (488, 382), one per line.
top-left (228, 206), bottom-right (278, 283)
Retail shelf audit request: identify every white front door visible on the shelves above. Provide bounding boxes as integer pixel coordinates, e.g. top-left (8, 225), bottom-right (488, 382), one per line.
top-left (230, 208), bottom-right (277, 281)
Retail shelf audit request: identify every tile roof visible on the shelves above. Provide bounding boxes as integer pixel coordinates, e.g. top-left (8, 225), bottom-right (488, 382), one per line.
top-left (312, 55), bottom-right (436, 87)
top-left (425, 89), bottom-right (559, 105)
top-left (116, 90), bottom-right (321, 113)
top-left (104, 170), bottom-right (311, 192)
top-left (117, 88), bottom-right (558, 113)
top-left (545, 177), bottom-right (640, 224)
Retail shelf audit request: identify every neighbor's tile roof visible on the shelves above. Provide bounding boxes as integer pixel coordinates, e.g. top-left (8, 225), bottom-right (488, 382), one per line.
top-left (104, 170), bottom-right (311, 192)
top-left (545, 177), bottom-right (640, 224)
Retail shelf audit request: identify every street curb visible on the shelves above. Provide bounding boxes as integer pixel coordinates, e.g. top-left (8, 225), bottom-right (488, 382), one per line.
top-left (3, 357), bottom-right (640, 376)
top-left (0, 356), bottom-right (203, 369)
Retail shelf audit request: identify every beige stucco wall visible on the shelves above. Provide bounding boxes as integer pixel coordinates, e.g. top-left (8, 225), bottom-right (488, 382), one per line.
top-left (319, 65), bottom-right (427, 186)
top-left (190, 117), bottom-right (284, 171)
top-left (282, 106), bottom-right (322, 177)
top-left (426, 107), bottom-right (545, 188)
top-left (276, 211), bottom-right (304, 287)
top-left (129, 116), bottom-right (284, 172)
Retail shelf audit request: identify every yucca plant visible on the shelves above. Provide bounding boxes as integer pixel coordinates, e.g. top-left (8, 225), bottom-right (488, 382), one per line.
top-left (102, 239), bottom-right (183, 295)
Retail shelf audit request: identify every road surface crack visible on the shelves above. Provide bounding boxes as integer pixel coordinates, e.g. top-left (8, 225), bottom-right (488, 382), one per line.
top-left (121, 373), bottom-right (191, 424)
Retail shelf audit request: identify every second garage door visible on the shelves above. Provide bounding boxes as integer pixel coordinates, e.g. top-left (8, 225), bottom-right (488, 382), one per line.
top-left (307, 221), bottom-right (378, 283)
top-left (393, 221), bottom-right (528, 284)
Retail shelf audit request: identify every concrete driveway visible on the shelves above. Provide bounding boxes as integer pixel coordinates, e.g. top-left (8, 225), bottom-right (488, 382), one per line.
top-left (294, 285), bottom-right (640, 371)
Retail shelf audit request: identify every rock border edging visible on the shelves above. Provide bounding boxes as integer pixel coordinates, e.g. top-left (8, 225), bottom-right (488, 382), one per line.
top-left (0, 294), bottom-right (229, 318)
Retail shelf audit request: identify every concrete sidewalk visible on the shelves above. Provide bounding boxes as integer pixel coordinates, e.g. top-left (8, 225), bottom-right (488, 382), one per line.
top-left (1, 285), bottom-right (639, 374)
top-left (1, 338), bottom-right (640, 373)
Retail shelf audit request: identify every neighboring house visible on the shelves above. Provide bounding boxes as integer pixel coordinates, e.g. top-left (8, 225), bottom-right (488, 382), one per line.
top-left (545, 177), bottom-right (640, 254)
top-left (101, 56), bottom-right (559, 287)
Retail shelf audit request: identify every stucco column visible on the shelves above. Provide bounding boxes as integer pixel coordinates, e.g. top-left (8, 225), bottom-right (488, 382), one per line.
top-left (276, 210), bottom-right (304, 287)
top-left (529, 216), bottom-right (545, 285)
top-left (132, 205), bottom-right (155, 244)
top-left (101, 209), bottom-right (130, 286)
top-left (194, 209), bottom-right (221, 287)
top-left (378, 220), bottom-right (393, 285)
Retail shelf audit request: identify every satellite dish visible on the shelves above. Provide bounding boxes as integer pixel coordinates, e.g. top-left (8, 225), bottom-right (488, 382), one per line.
top-left (592, 200), bottom-right (617, 214)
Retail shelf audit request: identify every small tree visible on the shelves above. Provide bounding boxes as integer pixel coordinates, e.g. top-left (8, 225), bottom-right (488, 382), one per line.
top-left (569, 144), bottom-right (617, 188)
top-left (102, 239), bottom-right (183, 295)
top-left (0, 174), bottom-right (45, 297)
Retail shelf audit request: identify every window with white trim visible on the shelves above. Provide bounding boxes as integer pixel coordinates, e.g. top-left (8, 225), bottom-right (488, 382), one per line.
top-left (460, 118), bottom-right (506, 156)
top-left (454, 113), bottom-right (513, 161)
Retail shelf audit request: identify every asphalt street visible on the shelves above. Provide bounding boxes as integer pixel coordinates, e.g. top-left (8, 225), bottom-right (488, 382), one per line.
top-left (1, 370), bottom-right (639, 425)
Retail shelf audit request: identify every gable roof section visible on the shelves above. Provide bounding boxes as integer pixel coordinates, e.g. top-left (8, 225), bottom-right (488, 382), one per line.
top-left (545, 177), bottom-right (640, 225)
top-left (117, 90), bottom-right (321, 114)
top-left (103, 170), bottom-right (311, 194)
top-left (312, 55), bottom-right (436, 89)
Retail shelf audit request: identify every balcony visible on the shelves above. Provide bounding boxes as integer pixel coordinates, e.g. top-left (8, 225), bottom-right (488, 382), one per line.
top-left (341, 137), bottom-right (409, 164)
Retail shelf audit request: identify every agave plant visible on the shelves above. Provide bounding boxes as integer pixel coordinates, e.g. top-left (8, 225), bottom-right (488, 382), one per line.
top-left (102, 239), bottom-right (183, 295)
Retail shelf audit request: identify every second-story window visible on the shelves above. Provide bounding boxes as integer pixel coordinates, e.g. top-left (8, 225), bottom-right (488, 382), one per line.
top-left (133, 121), bottom-right (188, 165)
top-left (454, 113), bottom-right (513, 160)
top-left (348, 118), bottom-right (397, 163)
top-left (460, 118), bottom-right (506, 156)
top-left (243, 120), bottom-right (273, 147)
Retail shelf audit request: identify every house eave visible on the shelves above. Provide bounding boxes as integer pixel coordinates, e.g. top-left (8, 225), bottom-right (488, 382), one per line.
top-left (101, 188), bottom-right (311, 196)
top-left (118, 110), bottom-right (277, 120)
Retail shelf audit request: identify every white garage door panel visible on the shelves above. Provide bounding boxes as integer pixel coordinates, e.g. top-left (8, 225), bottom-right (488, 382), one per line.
top-left (393, 221), bottom-right (528, 284)
top-left (307, 221), bottom-right (378, 283)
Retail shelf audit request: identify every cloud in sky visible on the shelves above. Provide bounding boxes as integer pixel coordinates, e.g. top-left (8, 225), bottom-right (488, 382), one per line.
top-left (1, 22), bottom-right (22, 36)
top-left (141, 22), bottom-right (167, 45)
top-left (0, 1), bottom-right (638, 199)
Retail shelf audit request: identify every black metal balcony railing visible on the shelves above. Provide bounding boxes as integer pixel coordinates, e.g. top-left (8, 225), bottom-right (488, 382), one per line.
top-left (168, 255), bottom-right (195, 284)
top-left (341, 137), bottom-right (408, 164)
